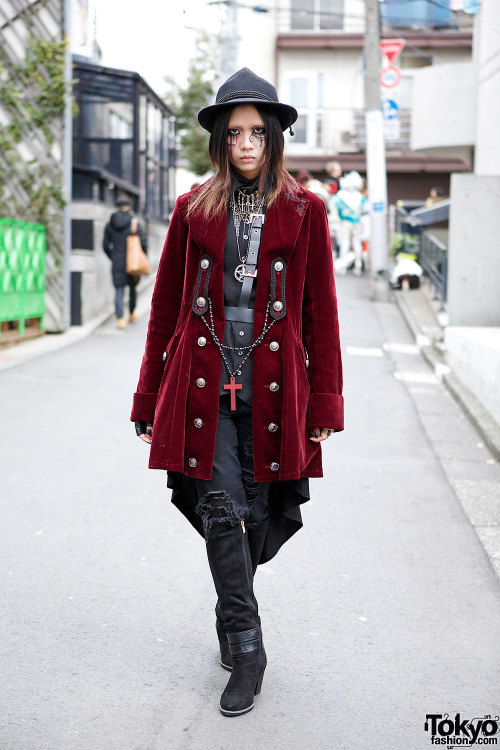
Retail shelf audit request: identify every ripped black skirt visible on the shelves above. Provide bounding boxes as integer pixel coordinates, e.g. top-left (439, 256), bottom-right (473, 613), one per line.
top-left (167, 394), bottom-right (310, 565)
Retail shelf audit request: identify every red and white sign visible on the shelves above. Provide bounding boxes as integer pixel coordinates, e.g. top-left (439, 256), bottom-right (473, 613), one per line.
top-left (379, 65), bottom-right (401, 88)
top-left (380, 38), bottom-right (406, 65)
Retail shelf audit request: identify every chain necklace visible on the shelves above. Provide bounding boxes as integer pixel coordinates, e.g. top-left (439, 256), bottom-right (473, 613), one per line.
top-left (201, 298), bottom-right (276, 378)
top-left (229, 189), bottom-right (266, 281)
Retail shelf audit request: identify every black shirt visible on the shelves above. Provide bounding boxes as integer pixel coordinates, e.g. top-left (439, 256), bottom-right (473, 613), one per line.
top-left (219, 176), bottom-right (265, 405)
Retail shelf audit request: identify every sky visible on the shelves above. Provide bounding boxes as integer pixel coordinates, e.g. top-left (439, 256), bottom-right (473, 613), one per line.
top-left (86, 0), bottom-right (225, 97)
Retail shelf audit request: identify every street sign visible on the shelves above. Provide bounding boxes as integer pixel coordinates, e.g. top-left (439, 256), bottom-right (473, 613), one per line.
top-left (380, 66), bottom-right (401, 88)
top-left (383, 119), bottom-right (401, 140)
top-left (381, 99), bottom-right (399, 120)
top-left (380, 38), bottom-right (406, 64)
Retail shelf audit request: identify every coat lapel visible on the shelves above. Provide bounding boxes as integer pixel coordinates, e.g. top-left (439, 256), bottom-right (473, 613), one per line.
top-left (259, 191), bottom-right (310, 264)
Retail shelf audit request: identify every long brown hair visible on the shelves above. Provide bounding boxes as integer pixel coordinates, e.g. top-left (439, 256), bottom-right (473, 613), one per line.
top-left (187, 104), bottom-right (298, 220)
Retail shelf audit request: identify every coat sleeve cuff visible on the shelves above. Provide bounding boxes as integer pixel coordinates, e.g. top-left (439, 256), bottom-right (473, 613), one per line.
top-left (130, 392), bottom-right (158, 423)
top-left (307, 393), bottom-right (344, 432)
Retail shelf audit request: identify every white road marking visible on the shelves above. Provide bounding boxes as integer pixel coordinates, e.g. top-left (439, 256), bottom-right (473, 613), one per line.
top-left (435, 363), bottom-right (451, 380)
top-left (383, 342), bottom-right (420, 354)
top-left (346, 346), bottom-right (384, 358)
top-left (417, 333), bottom-right (431, 347)
top-left (394, 371), bottom-right (439, 384)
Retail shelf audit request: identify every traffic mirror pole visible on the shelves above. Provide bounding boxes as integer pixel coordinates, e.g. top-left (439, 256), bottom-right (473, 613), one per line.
top-left (364, 0), bottom-right (390, 300)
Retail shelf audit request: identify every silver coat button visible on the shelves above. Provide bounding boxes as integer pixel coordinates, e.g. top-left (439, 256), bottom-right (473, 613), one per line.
top-left (269, 341), bottom-right (279, 352)
top-left (273, 301), bottom-right (283, 312)
top-left (274, 261), bottom-right (283, 272)
top-left (269, 381), bottom-right (280, 392)
top-left (196, 377), bottom-right (206, 388)
top-left (268, 423), bottom-right (279, 432)
top-left (188, 458), bottom-right (198, 468)
top-left (239, 331), bottom-right (245, 337)
top-left (200, 259), bottom-right (209, 269)
top-left (197, 336), bottom-right (207, 347)
top-left (162, 351), bottom-right (167, 361)
top-left (194, 418), bottom-right (203, 428)
top-left (270, 462), bottom-right (280, 472)
top-left (197, 296), bottom-right (206, 308)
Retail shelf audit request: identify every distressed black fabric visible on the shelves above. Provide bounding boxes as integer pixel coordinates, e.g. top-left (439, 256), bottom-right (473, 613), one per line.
top-left (194, 394), bottom-right (270, 528)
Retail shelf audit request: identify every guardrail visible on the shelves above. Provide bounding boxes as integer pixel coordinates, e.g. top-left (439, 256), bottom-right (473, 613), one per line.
top-left (419, 229), bottom-right (448, 310)
top-left (392, 203), bottom-right (448, 310)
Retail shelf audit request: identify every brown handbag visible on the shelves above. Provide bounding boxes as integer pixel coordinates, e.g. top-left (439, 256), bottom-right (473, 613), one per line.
top-left (126, 217), bottom-right (151, 276)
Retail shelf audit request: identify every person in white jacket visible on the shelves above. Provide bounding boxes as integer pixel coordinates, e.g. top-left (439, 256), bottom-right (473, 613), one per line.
top-left (331, 171), bottom-right (366, 275)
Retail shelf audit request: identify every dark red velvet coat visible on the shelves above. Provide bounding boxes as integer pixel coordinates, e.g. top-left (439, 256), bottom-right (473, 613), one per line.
top-left (131, 185), bottom-right (344, 481)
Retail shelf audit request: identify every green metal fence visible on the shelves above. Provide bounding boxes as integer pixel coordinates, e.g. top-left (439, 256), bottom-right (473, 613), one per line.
top-left (0, 218), bottom-right (46, 335)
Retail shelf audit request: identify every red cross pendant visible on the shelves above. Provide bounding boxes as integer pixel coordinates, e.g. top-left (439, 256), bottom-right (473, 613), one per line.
top-left (223, 376), bottom-right (242, 411)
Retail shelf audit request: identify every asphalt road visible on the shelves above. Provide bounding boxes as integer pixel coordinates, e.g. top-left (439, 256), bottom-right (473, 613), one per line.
top-left (1, 274), bottom-right (499, 750)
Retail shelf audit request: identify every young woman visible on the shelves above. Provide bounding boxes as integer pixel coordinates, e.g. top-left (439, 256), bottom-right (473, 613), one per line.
top-left (131, 68), bottom-right (343, 717)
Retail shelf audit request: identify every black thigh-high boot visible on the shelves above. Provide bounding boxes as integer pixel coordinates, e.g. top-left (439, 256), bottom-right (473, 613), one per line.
top-left (197, 491), bottom-right (266, 716)
top-left (215, 516), bottom-right (269, 671)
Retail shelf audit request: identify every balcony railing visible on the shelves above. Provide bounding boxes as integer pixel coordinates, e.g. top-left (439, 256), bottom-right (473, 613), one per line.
top-left (353, 109), bottom-right (412, 152)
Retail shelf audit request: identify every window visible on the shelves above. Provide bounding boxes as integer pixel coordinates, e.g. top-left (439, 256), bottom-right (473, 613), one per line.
top-left (290, 0), bottom-right (343, 31)
top-left (286, 71), bottom-right (326, 148)
top-left (73, 64), bottom-right (174, 221)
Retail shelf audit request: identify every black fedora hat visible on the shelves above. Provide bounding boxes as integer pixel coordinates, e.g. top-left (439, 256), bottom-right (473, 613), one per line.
top-left (198, 68), bottom-right (297, 133)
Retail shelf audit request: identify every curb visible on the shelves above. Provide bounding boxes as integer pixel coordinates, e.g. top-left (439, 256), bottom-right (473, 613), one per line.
top-left (393, 288), bottom-right (500, 463)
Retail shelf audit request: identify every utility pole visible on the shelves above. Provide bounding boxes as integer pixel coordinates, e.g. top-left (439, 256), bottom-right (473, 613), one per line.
top-left (62, 0), bottom-right (73, 330)
top-left (220, 1), bottom-right (239, 82)
top-left (364, 0), bottom-right (389, 299)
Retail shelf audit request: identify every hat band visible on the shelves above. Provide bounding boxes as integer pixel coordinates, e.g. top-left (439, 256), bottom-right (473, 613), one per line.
top-left (217, 90), bottom-right (276, 105)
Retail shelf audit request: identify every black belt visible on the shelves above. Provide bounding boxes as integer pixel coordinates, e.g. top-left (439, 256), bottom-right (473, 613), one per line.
top-left (224, 306), bottom-right (254, 323)
top-left (238, 213), bottom-right (264, 308)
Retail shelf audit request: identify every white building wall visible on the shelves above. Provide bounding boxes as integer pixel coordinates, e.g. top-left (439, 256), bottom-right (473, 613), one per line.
top-left (474, 0), bottom-right (500, 175)
top-left (278, 48), bottom-right (364, 155)
top-left (235, 6), bottom-right (276, 83)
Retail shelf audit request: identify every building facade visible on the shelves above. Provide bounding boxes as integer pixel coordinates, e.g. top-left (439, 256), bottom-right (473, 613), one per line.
top-left (70, 60), bottom-right (176, 326)
top-left (229, 0), bottom-right (473, 202)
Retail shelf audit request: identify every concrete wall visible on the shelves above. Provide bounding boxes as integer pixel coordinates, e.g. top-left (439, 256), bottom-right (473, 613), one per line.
top-left (447, 174), bottom-right (500, 327)
top-left (411, 62), bottom-right (476, 151)
top-left (70, 201), bottom-right (168, 325)
top-left (446, 327), bottom-right (500, 425)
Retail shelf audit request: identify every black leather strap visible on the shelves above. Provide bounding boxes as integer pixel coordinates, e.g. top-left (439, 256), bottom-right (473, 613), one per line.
top-left (238, 214), bottom-right (264, 308)
top-left (224, 306), bottom-right (254, 323)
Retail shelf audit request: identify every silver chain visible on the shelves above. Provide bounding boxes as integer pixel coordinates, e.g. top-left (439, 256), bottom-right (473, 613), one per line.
top-left (230, 190), bottom-right (266, 264)
top-left (200, 298), bottom-right (276, 378)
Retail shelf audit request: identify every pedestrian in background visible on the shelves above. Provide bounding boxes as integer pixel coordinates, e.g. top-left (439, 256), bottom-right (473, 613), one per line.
top-left (103, 194), bottom-right (148, 330)
top-left (332, 170), bottom-right (367, 276)
top-left (295, 169), bottom-right (331, 209)
top-left (131, 68), bottom-right (343, 717)
top-left (425, 185), bottom-right (446, 206)
top-left (325, 161), bottom-right (343, 257)
top-left (325, 160), bottom-right (342, 196)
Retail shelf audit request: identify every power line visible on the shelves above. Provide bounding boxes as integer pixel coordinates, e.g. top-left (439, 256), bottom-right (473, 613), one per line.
top-left (206, 0), bottom-right (470, 25)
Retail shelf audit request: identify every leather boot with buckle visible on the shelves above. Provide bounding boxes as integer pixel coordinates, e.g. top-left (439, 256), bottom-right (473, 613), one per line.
top-left (214, 517), bottom-right (269, 672)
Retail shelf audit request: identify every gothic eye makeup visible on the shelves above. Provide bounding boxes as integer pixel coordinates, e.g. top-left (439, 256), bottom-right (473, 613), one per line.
top-left (249, 126), bottom-right (266, 146)
top-left (227, 126), bottom-right (266, 147)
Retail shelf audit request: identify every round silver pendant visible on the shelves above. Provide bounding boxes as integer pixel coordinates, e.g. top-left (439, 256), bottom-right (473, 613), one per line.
top-left (234, 264), bottom-right (246, 282)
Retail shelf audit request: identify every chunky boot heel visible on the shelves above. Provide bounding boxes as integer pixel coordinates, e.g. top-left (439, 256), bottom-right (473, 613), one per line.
top-left (220, 627), bottom-right (266, 716)
top-left (254, 669), bottom-right (264, 696)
